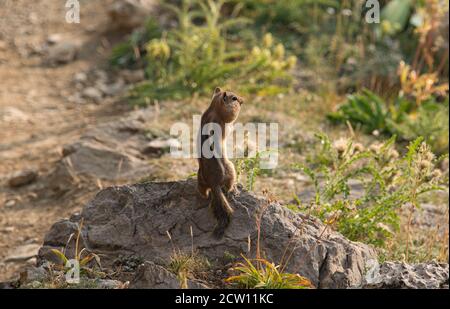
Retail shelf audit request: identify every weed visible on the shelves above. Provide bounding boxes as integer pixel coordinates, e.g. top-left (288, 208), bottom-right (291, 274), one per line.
top-left (225, 190), bottom-right (313, 289)
top-left (226, 255), bottom-right (312, 289)
top-left (292, 134), bottom-right (448, 248)
top-left (49, 219), bottom-right (103, 287)
top-left (165, 229), bottom-right (210, 288)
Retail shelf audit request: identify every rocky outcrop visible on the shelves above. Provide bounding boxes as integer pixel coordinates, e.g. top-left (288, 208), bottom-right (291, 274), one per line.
top-left (38, 179), bottom-right (377, 289)
top-left (44, 107), bottom-right (175, 195)
top-left (363, 261), bottom-right (449, 289)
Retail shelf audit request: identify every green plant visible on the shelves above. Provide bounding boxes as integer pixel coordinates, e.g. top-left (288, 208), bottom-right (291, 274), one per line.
top-left (328, 86), bottom-right (449, 154)
top-left (224, 190), bottom-right (313, 289)
top-left (388, 99), bottom-right (449, 155)
top-left (127, 0), bottom-right (296, 105)
top-left (50, 219), bottom-right (102, 282)
top-left (225, 255), bottom-right (312, 289)
top-left (327, 89), bottom-right (389, 134)
top-left (292, 134), bottom-right (447, 247)
top-left (235, 150), bottom-right (276, 191)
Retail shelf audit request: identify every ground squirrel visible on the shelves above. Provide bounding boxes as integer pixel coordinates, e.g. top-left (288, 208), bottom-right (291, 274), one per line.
top-left (198, 87), bottom-right (244, 238)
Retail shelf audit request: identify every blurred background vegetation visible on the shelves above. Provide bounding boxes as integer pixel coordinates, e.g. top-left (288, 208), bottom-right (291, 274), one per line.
top-left (111, 0), bottom-right (449, 154)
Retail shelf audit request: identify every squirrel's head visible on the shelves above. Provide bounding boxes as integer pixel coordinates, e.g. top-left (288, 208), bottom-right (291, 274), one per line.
top-left (211, 87), bottom-right (243, 123)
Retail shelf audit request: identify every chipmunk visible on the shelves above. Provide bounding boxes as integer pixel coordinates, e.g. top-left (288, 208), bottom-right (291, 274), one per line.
top-left (198, 87), bottom-right (244, 238)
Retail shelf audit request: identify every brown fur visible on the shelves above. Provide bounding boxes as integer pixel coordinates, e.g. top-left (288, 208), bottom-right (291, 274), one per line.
top-left (198, 87), bottom-right (244, 238)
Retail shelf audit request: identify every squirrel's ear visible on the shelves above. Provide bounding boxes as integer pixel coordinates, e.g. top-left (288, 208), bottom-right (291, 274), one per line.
top-left (214, 87), bottom-right (222, 94)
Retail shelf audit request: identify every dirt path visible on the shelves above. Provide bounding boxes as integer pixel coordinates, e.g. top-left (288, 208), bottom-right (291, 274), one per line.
top-left (0, 0), bottom-right (130, 281)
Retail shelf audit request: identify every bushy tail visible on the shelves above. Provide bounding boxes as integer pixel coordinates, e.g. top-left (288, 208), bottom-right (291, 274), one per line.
top-left (210, 186), bottom-right (234, 239)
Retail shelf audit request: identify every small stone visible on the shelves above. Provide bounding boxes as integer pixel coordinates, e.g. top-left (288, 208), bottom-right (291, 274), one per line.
top-left (73, 72), bottom-right (88, 84)
top-left (47, 34), bottom-right (63, 45)
top-left (4, 200), bottom-right (16, 208)
top-left (45, 42), bottom-right (78, 65)
top-left (5, 244), bottom-right (41, 263)
top-left (26, 257), bottom-right (37, 266)
top-left (97, 79), bottom-right (125, 96)
top-left (82, 87), bottom-right (103, 102)
top-left (97, 279), bottom-right (124, 289)
top-left (31, 281), bottom-right (41, 288)
top-left (120, 69), bottom-right (145, 84)
top-left (0, 226), bottom-right (15, 233)
top-left (108, 0), bottom-right (154, 30)
top-left (67, 93), bottom-right (86, 105)
top-left (20, 265), bottom-right (47, 285)
top-left (8, 169), bottom-right (38, 188)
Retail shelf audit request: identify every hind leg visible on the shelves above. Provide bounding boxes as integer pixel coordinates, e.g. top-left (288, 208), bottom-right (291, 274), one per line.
top-left (223, 159), bottom-right (237, 193)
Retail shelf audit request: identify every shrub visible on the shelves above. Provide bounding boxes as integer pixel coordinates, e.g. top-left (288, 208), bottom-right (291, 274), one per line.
top-left (292, 134), bottom-right (447, 247)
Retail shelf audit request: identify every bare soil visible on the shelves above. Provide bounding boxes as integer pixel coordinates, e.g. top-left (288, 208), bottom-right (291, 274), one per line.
top-left (0, 0), bottom-right (131, 281)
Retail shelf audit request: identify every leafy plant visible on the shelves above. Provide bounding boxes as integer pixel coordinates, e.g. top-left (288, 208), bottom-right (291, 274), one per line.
top-left (226, 255), bottom-right (312, 289)
top-left (328, 82), bottom-right (449, 154)
top-left (292, 134), bottom-right (448, 247)
top-left (235, 150), bottom-right (277, 191)
top-left (327, 89), bottom-right (389, 134)
top-left (50, 219), bottom-right (102, 281)
top-left (388, 99), bottom-right (449, 155)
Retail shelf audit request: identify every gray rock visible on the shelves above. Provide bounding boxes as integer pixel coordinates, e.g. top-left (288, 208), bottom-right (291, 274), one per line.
top-left (44, 107), bottom-right (157, 193)
top-left (96, 279), bottom-right (125, 289)
top-left (19, 265), bottom-right (48, 284)
top-left (8, 169), bottom-right (38, 188)
top-left (130, 261), bottom-right (208, 289)
top-left (363, 261), bottom-right (449, 289)
top-left (108, 0), bottom-right (155, 30)
top-left (96, 79), bottom-right (126, 97)
top-left (120, 69), bottom-right (145, 84)
top-left (82, 87), bottom-right (103, 102)
top-left (5, 244), bottom-right (41, 263)
top-left (46, 34), bottom-right (63, 45)
top-left (45, 42), bottom-right (78, 65)
top-left (39, 179), bottom-right (377, 288)
top-left (4, 200), bottom-right (16, 208)
top-left (73, 72), bottom-right (88, 84)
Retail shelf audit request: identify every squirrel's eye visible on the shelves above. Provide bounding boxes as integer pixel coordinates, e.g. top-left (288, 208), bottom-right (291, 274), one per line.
top-left (232, 96), bottom-right (237, 101)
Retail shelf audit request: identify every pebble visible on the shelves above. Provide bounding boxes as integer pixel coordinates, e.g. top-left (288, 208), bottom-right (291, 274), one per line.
top-left (8, 169), bottom-right (38, 188)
